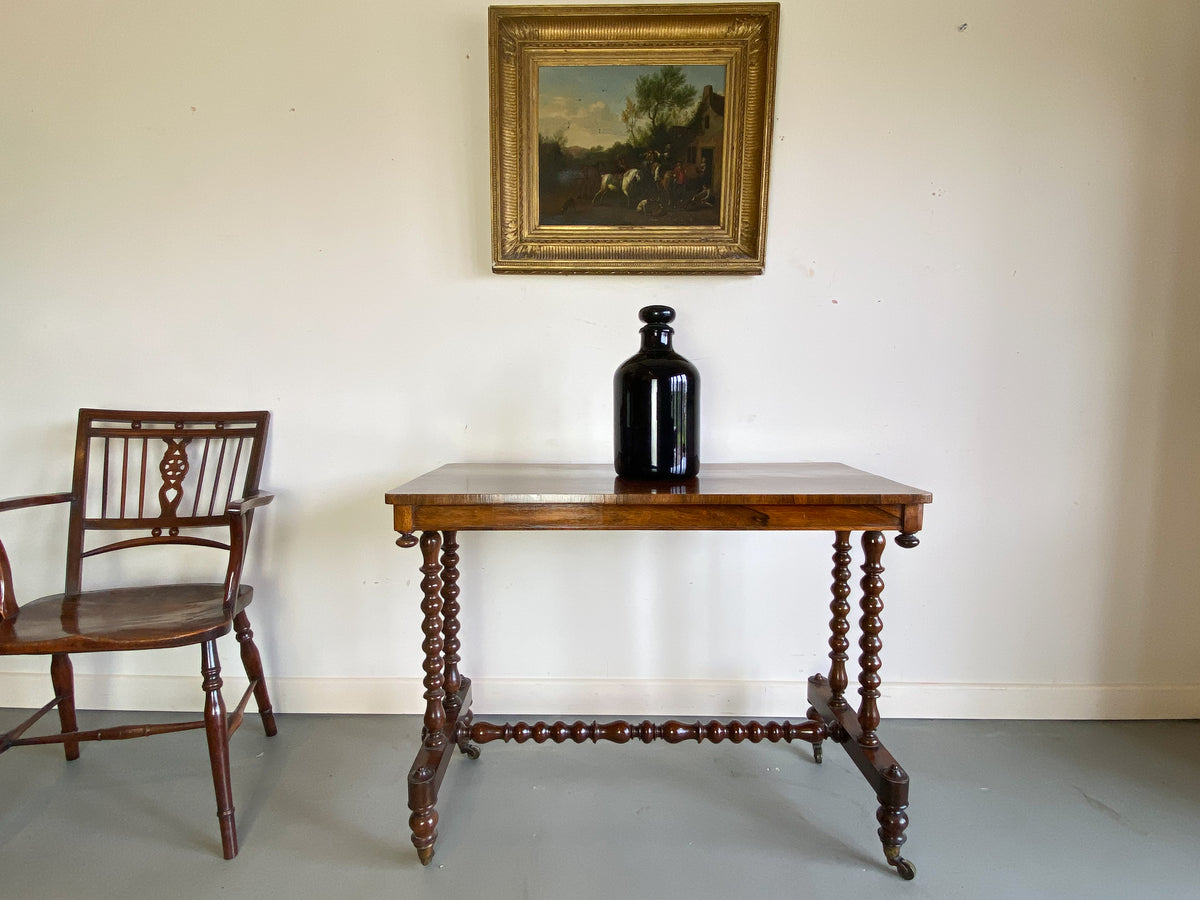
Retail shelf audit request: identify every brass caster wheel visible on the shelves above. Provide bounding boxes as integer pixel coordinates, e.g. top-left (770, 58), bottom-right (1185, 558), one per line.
top-left (460, 743), bottom-right (481, 759)
top-left (893, 858), bottom-right (916, 880)
top-left (812, 741), bottom-right (823, 764)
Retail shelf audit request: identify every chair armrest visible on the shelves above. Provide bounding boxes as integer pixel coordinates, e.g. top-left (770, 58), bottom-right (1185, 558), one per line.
top-left (0, 492), bottom-right (73, 513)
top-left (227, 490), bottom-right (275, 516)
top-left (221, 490), bottom-right (274, 611)
top-left (0, 492), bottom-right (72, 619)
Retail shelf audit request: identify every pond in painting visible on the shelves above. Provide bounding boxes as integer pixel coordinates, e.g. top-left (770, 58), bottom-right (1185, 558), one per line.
top-left (537, 64), bottom-right (727, 227)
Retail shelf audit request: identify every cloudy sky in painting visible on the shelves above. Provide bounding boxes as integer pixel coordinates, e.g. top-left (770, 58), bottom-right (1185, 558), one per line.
top-left (538, 64), bottom-right (726, 150)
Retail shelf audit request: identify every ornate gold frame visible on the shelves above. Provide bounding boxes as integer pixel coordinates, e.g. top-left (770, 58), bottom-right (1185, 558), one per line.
top-left (488, 4), bottom-right (780, 275)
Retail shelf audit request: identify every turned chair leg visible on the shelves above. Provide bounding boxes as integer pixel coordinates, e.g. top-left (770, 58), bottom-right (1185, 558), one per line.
top-left (50, 653), bottom-right (80, 761)
top-left (201, 640), bottom-right (238, 859)
top-left (234, 610), bottom-right (277, 737)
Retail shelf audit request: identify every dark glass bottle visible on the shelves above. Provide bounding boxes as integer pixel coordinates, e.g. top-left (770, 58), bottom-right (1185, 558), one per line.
top-left (614, 305), bottom-right (700, 481)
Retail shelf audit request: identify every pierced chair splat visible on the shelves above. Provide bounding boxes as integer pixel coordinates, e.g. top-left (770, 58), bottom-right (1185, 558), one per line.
top-left (0, 409), bottom-right (278, 860)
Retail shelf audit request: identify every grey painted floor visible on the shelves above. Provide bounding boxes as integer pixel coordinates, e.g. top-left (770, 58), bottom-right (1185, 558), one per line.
top-left (0, 712), bottom-right (1197, 899)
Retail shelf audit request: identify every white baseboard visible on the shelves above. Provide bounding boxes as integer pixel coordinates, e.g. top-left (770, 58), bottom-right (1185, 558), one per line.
top-left (2, 672), bottom-right (1198, 720)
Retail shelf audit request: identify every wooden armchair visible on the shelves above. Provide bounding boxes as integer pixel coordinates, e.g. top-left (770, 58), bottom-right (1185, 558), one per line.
top-left (0, 409), bottom-right (278, 859)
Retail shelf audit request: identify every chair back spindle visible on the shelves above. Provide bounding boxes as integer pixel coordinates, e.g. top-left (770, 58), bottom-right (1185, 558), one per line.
top-left (65, 410), bottom-right (270, 596)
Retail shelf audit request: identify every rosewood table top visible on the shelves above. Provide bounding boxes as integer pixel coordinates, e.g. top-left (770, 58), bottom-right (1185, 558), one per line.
top-left (387, 462), bottom-right (931, 537)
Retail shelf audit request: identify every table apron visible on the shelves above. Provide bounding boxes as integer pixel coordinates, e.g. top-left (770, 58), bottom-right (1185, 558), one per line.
top-left (392, 503), bottom-right (916, 534)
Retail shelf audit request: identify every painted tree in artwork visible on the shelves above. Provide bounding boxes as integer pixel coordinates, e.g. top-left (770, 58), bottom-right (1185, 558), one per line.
top-left (621, 65), bottom-right (699, 149)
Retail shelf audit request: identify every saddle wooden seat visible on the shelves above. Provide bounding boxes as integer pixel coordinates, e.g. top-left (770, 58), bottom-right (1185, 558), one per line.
top-left (0, 409), bottom-right (278, 859)
top-left (0, 584), bottom-right (253, 652)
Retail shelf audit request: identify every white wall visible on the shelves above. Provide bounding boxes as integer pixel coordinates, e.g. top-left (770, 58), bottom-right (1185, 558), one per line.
top-left (2, 1), bottom-right (1198, 718)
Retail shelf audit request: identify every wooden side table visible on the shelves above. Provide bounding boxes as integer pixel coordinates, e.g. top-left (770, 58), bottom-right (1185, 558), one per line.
top-left (386, 463), bottom-right (932, 878)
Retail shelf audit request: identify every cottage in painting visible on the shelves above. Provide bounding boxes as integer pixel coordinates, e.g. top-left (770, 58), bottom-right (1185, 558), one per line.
top-left (685, 85), bottom-right (724, 200)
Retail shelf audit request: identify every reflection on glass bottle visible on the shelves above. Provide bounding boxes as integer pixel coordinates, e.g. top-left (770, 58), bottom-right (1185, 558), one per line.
top-left (614, 305), bottom-right (700, 481)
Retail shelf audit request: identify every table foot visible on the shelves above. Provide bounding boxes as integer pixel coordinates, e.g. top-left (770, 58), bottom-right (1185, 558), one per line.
top-left (408, 760), bottom-right (438, 865)
top-left (805, 705), bottom-right (824, 763)
top-left (886, 846), bottom-right (917, 880)
top-left (879, 782), bottom-right (914, 879)
top-left (808, 675), bottom-right (914, 879)
top-left (407, 682), bottom-right (474, 865)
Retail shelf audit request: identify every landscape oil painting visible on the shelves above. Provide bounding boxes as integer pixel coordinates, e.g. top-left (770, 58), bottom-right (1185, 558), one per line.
top-left (538, 64), bottom-right (727, 227)
top-left (488, 4), bottom-right (780, 274)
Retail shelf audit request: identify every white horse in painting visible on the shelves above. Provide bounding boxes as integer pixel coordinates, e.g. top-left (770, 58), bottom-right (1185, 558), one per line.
top-left (592, 168), bottom-right (644, 207)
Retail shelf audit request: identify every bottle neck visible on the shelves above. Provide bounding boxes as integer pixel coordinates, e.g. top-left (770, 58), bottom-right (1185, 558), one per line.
top-left (640, 326), bottom-right (673, 351)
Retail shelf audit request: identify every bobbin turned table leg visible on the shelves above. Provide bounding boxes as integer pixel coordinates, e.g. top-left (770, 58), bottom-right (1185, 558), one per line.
top-left (807, 530), bottom-right (917, 879)
top-left (809, 531), bottom-right (855, 763)
top-left (440, 532), bottom-right (461, 716)
top-left (828, 530), bottom-right (854, 711)
top-left (857, 531), bottom-right (885, 748)
top-left (400, 529), bottom-right (479, 866)
top-left (407, 531), bottom-right (447, 865)
top-left (439, 531), bottom-right (480, 759)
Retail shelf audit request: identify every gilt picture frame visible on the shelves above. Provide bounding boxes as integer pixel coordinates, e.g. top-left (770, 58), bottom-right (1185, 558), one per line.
top-left (488, 4), bottom-right (780, 274)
